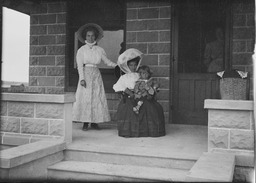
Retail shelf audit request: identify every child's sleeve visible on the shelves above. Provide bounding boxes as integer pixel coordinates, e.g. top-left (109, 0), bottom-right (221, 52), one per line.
top-left (113, 75), bottom-right (126, 92)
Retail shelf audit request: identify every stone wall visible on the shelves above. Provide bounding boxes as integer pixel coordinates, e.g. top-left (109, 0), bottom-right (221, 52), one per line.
top-left (232, 0), bottom-right (255, 99)
top-left (204, 99), bottom-right (254, 182)
top-left (28, 1), bottom-right (67, 94)
top-left (0, 93), bottom-right (75, 145)
top-left (126, 0), bottom-right (171, 122)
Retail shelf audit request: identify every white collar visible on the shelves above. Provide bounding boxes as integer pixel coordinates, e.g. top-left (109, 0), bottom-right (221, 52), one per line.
top-left (85, 40), bottom-right (96, 48)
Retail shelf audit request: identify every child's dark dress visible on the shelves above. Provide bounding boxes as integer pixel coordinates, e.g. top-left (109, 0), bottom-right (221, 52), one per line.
top-left (115, 94), bottom-right (165, 137)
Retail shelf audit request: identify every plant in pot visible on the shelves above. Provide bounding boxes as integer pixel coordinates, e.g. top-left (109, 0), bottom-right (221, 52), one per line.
top-left (217, 69), bottom-right (249, 100)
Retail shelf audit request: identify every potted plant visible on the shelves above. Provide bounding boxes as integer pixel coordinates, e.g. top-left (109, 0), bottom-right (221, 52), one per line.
top-left (217, 69), bottom-right (249, 100)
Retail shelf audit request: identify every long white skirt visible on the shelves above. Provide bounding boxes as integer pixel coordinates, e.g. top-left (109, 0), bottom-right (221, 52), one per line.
top-left (72, 66), bottom-right (110, 123)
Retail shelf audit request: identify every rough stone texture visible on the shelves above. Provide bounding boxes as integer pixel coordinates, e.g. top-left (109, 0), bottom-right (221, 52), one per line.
top-left (127, 9), bottom-right (137, 20)
top-left (30, 25), bottom-right (47, 35)
top-left (157, 78), bottom-right (170, 89)
top-left (159, 31), bottom-right (170, 41)
top-left (126, 43), bottom-right (147, 54)
top-left (1, 117), bottom-right (20, 133)
top-left (141, 55), bottom-right (158, 65)
top-left (24, 86), bottom-right (46, 94)
top-left (147, 19), bottom-right (170, 30)
top-left (57, 13), bottom-right (66, 23)
top-left (38, 56), bottom-right (55, 65)
top-left (36, 103), bottom-right (63, 119)
top-left (30, 67), bottom-right (46, 76)
top-left (1, 102), bottom-right (7, 116)
top-left (38, 14), bottom-right (56, 24)
top-left (46, 87), bottom-right (65, 94)
top-left (150, 66), bottom-right (169, 77)
top-left (8, 102), bottom-right (34, 118)
top-left (47, 67), bottom-right (65, 76)
top-left (208, 110), bottom-right (250, 129)
top-left (233, 166), bottom-right (254, 182)
top-left (138, 8), bottom-right (159, 19)
top-left (159, 54), bottom-right (170, 65)
top-left (56, 35), bottom-right (66, 44)
top-left (37, 77), bottom-right (56, 86)
top-left (48, 25), bottom-right (66, 34)
top-left (49, 120), bottom-right (64, 136)
top-left (30, 46), bottom-right (47, 55)
top-left (126, 32), bottom-right (137, 42)
top-left (208, 129), bottom-right (229, 149)
top-left (148, 43), bottom-right (170, 53)
top-left (127, 20), bottom-right (147, 31)
top-left (137, 31), bottom-right (158, 42)
top-left (56, 56), bottom-right (65, 66)
top-left (21, 118), bottom-right (48, 135)
top-left (230, 130), bottom-right (254, 150)
top-left (160, 7), bottom-right (171, 18)
top-left (39, 36), bottom-right (56, 45)
top-left (30, 57), bottom-right (39, 65)
top-left (56, 77), bottom-right (65, 87)
top-left (47, 46), bottom-right (66, 55)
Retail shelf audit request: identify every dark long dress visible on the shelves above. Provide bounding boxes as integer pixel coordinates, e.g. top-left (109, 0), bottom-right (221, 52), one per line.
top-left (115, 94), bottom-right (166, 137)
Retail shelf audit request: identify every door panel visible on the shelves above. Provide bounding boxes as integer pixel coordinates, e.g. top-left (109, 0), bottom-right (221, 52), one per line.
top-left (173, 73), bottom-right (219, 125)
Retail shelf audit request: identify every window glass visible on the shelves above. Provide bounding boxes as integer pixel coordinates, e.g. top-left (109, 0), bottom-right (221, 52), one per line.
top-left (2, 7), bottom-right (30, 87)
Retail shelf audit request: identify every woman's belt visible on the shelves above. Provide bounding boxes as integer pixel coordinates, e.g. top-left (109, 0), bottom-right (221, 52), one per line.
top-left (84, 64), bottom-right (97, 67)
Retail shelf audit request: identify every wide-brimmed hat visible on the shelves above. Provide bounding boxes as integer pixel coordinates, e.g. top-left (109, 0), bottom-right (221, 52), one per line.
top-left (77, 23), bottom-right (104, 43)
top-left (117, 48), bottom-right (143, 74)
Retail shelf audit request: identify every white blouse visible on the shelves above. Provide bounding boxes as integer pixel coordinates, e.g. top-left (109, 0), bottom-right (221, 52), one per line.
top-left (76, 44), bottom-right (116, 80)
top-left (113, 72), bottom-right (140, 92)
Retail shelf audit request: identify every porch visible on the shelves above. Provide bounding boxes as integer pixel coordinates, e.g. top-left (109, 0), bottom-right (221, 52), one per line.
top-left (47, 122), bottom-right (208, 182)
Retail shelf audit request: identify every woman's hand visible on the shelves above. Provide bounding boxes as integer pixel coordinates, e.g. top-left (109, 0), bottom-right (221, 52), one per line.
top-left (80, 80), bottom-right (86, 88)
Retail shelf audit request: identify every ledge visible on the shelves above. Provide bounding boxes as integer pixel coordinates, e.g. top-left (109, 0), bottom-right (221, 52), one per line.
top-left (1, 93), bottom-right (75, 103)
top-left (0, 140), bottom-right (65, 168)
top-left (204, 99), bottom-right (254, 111)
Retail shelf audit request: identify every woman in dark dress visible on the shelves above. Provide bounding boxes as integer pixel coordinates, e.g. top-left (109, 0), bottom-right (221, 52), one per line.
top-left (113, 48), bottom-right (165, 137)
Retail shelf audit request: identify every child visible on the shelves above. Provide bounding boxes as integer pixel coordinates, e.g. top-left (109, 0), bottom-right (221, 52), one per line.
top-left (132, 65), bottom-right (159, 114)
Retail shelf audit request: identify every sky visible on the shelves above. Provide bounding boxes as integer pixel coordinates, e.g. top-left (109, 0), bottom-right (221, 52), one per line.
top-left (2, 7), bottom-right (30, 83)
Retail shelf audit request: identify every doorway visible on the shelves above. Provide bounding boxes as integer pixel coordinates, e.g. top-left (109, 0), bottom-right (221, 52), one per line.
top-left (172, 0), bottom-right (231, 125)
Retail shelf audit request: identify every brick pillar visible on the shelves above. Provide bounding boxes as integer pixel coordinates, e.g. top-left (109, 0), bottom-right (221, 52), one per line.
top-left (28, 2), bottom-right (67, 94)
top-left (126, 0), bottom-right (171, 123)
top-left (232, 0), bottom-right (255, 99)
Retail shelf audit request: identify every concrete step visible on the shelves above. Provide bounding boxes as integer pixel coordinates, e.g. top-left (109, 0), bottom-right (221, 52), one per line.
top-left (47, 161), bottom-right (189, 182)
top-left (64, 145), bottom-right (196, 170)
top-left (186, 152), bottom-right (235, 182)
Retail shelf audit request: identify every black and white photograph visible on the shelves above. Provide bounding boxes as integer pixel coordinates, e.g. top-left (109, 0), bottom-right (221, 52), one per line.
top-left (0, 0), bottom-right (255, 182)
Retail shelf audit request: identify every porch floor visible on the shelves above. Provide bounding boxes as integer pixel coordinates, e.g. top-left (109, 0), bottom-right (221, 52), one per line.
top-left (70, 123), bottom-right (208, 160)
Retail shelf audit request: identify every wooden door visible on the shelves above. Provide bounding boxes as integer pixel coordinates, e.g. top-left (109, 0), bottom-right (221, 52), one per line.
top-left (172, 0), bottom-right (230, 125)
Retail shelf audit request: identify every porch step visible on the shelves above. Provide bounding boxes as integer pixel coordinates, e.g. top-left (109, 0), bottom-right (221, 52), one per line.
top-left (47, 161), bottom-right (188, 182)
top-left (64, 144), bottom-right (196, 170)
top-left (186, 152), bottom-right (235, 182)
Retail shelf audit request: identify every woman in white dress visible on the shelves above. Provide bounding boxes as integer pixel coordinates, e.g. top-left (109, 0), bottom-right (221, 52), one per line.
top-left (73, 23), bottom-right (117, 130)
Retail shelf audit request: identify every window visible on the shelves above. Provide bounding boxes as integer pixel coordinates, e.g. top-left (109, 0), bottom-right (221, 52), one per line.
top-left (2, 7), bottom-right (30, 87)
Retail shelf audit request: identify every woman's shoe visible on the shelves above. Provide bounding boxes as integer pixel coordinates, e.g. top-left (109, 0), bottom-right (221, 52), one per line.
top-left (91, 123), bottom-right (100, 130)
top-left (82, 123), bottom-right (89, 131)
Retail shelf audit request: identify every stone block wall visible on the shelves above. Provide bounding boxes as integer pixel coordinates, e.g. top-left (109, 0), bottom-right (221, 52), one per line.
top-left (232, 0), bottom-right (255, 99)
top-left (28, 1), bottom-right (67, 94)
top-left (126, 0), bottom-right (171, 122)
top-left (204, 99), bottom-right (254, 182)
top-left (0, 93), bottom-right (75, 146)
